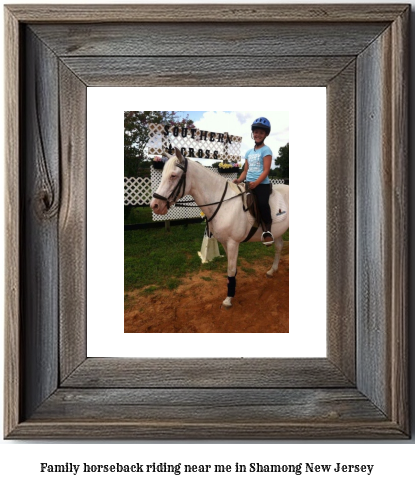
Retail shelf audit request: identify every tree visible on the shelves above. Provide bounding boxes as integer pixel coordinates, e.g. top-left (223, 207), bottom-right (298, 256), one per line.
top-left (271, 143), bottom-right (289, 179)
top-left (124, 111), bottom-right (195, 177)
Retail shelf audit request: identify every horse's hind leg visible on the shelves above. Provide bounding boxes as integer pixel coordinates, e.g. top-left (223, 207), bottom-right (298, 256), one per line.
top-left (267, 235), bottom-right (284, 278)
top-left (222, 240), bottom-right (239, 309)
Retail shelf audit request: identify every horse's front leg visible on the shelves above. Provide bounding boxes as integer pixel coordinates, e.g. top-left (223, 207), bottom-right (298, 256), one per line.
top-left (222, 240), bottom-right (239, 309)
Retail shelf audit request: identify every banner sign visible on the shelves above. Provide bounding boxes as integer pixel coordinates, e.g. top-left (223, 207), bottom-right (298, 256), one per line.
top-left (146, 123), bottom-right (242, 163)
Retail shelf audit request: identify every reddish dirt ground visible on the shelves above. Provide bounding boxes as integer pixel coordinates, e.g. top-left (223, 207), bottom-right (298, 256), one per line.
top-left (124, 254), bottom-right (289, 333)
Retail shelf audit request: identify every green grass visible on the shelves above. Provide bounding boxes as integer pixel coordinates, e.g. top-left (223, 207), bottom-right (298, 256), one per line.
top-left (141, 285), bottom-right (160, 295)
top-left (125, 223), bottom-right (288, 293)
top-left (241, 266), bottom-right (256, 275)
top-left (124, 206), bottom-right (154, 225)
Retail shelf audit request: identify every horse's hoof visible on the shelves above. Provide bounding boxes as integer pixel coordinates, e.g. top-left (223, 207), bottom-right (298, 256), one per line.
top-left (222, 297), bottom-right (233, 309)
top-left (266, 271), bottom-right (274, 278)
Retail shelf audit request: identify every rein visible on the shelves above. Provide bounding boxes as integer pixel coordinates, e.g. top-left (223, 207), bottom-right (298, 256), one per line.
top-left (152, 157), bottom-right (246, 223)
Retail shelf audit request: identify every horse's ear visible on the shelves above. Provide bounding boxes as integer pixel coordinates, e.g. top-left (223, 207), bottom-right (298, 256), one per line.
top-left (162, 152), bottom-right (171, 159)
top-left (174, 147), bottom-right (184, 163)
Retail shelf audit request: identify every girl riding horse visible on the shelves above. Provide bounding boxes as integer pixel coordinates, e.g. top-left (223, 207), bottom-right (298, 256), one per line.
top-left (233, 117), bottom-right (274, 246)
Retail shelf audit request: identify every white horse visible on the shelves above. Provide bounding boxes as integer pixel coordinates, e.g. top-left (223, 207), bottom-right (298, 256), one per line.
top-left (150, 148), bottom-right (289, 309)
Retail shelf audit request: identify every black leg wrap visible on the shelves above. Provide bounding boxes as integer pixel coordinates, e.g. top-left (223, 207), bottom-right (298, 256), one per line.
top-left (227, 276), bottom-right (236, 297)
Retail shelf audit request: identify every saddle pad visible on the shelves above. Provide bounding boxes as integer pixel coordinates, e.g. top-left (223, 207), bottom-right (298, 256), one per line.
top-left (271, 189), bottom-right (288, 224)
top-left (229, 181), bottom-right (288, 225)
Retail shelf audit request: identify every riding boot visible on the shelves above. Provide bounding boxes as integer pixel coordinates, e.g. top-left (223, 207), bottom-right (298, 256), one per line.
top-left (261, 215), bottom-right (274, 245)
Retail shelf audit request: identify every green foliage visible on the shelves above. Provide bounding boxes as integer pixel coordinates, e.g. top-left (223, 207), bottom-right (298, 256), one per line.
top-left (270, 142), bottom-right (289, 179)
top-left (124, 111), bottom-right (195, 177)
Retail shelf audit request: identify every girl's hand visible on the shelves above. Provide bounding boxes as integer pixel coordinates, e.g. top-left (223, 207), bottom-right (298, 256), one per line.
top-left (233, 178), bottom-right (239, 184)
top-left (249, 181), bottom-right (258, 190)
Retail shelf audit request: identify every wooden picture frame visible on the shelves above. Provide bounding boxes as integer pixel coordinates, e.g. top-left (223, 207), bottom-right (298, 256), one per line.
top-left (4, 4), bottom-right (409, 439)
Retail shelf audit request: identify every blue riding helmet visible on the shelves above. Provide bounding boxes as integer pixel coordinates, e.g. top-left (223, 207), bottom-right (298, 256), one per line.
top-left (251, 117), bottom-right (271, 135)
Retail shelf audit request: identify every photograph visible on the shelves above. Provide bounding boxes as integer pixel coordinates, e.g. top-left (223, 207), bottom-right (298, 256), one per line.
top-left (124, 111), bottom-right (289, 333)
top-left (2, 0), bottom-right (411, 448)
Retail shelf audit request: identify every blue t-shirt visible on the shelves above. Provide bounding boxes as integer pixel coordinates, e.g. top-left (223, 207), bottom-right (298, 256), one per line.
top-left (245, 146), bottom-right (272, 184)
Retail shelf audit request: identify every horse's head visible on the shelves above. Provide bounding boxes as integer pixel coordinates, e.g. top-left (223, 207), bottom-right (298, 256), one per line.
top-left (150, 147), bottom-right (189, 215)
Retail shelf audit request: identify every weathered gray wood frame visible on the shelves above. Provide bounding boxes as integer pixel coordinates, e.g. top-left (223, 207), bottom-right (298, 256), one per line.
top-left (4, 4), bottom-right (409, 439)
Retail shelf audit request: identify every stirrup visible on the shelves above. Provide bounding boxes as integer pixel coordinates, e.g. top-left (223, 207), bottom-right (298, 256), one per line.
top-left (261, 231), bottom-right (274, 246)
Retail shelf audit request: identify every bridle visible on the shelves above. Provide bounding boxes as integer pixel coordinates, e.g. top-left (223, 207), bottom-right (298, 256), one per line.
top-left (152, 157), bottom-right (189, 210)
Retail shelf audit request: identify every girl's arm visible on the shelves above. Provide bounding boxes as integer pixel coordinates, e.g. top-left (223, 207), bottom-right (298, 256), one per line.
top-left (233, 159), bottom-right (248, 184)
top-left (248, 155), bottom-right (272, 189)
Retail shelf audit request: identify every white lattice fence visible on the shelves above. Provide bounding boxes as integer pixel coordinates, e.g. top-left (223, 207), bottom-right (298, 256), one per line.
top-left (124, 177), bottom-right (152, 205)
top-left (147, 123), bottom-right (243, 164)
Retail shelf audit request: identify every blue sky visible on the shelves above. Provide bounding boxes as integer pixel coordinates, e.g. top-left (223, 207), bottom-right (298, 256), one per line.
top-left (176, 111), bottom-right (207, 122)
top-left (173, 111), bottom-right (289, 166)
